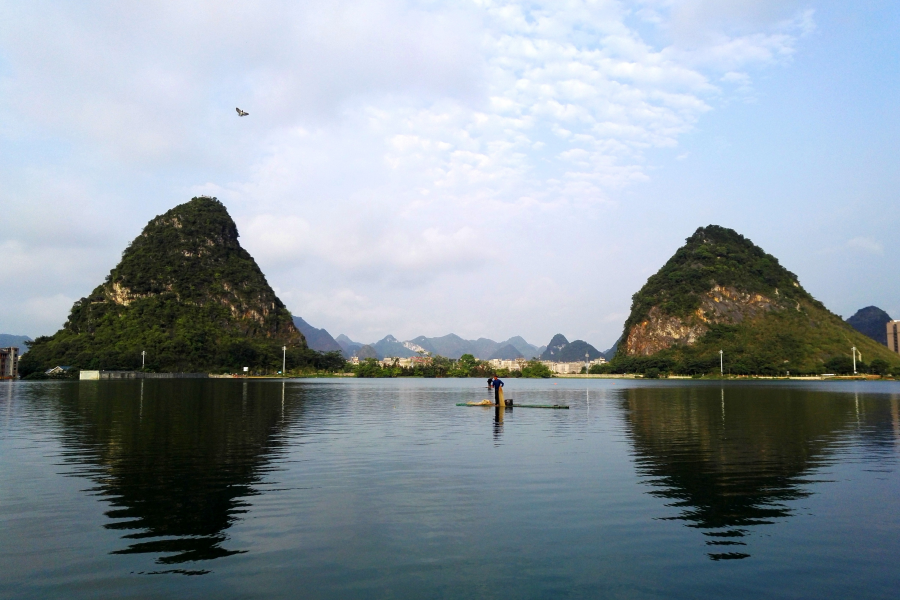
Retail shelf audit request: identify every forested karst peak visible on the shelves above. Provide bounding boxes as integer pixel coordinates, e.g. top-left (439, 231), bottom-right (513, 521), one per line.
top-left (612, 225), bottom-right (899, 374)
top-left (624, 225), bottom-right (815, 331)
top-left (20, 197), bottom-right (305, 375)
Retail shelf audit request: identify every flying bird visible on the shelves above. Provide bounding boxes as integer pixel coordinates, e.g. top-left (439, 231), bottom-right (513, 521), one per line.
top-left (236, 107), bottom-right (249, 117)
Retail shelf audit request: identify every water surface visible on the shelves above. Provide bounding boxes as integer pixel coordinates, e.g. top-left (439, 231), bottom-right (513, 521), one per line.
top-left (1, 378), bottom-right (898, 598)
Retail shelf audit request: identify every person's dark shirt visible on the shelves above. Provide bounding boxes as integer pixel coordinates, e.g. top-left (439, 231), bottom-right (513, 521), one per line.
top-left (493, 378), bottom-right (503, 388)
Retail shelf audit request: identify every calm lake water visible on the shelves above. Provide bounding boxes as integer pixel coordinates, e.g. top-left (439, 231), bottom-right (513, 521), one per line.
top-left (1, 378), bottom-right (899, 599)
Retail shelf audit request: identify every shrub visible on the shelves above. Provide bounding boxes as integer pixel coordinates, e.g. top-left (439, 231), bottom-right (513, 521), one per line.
top-left (824, 356), bottom-right (854, 375)
top-left (521, 361), bottom-right (553, 378)
top-left (869, 359), bottom-right (890, 376)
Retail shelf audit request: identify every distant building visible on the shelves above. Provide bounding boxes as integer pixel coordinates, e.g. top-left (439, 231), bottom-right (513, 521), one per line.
top-left (889, 320), bottom-right (900, 354)
top-left (0, 347), bottom-right (20, 379)
top-left (381, 356), bottom-right (432, 368)
top-left (540, 357), bottom-right (607, 374)
top-left (541, 361), bottom-right (583, 374)
top-left (489, 358), bottom-right (527, 371)
top-left (45, 366), bottom-right (73, 376)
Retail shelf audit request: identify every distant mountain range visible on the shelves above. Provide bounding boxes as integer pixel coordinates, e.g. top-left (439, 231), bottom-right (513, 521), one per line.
top-left (846, 306), bottom-right (892, 346)
top-left (328, 331), bottom-right (548, 360)
top-left (0, 334), bottom-right (32, 353)
top-left (296, 318), bottom-right (619, 363)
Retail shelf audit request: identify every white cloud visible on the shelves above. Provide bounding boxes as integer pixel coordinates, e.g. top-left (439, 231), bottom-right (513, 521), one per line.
top-left (846, 237), bottom-right (883, 255)
top-left (0, 0), bottom-right (819, 339)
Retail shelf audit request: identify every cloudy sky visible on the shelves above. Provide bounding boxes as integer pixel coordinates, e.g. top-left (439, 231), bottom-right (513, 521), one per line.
top-left (2, 0), bottom-right (898, 350)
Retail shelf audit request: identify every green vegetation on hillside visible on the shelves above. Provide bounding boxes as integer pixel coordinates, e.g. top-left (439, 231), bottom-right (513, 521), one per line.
top-left (20, 197), bottom-right (311, 375)
top-left (613, 225), bottom-right (900, 376)
top-left (605, 310), bottom-right (900, 376)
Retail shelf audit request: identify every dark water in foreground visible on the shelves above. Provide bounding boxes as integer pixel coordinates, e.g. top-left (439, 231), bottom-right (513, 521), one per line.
top-left (1, 378), bottom-right (899, 599)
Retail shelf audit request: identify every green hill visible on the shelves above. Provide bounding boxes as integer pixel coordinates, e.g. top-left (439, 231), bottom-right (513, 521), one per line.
top-left (20, 197), bottom-right (309, 375)
top-left (613, 225), bottom-right (900, 375)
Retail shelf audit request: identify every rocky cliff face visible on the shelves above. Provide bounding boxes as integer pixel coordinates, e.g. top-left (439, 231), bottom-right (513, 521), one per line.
top-left (625, 285), bottom-right (785, 356)
top-left (619, 225), bottom-right (808, 358)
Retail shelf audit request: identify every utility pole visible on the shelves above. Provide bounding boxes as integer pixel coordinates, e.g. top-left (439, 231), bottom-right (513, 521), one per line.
top-left (851, 346), bottom-right (857, 375)
top-left (282, 346), bottom-right (287, 376)
top-left (585, 352), bottom-right (589, 374)
top-left (141, 350), bottom-right (146, 368)
top-left (719, 350), bottom-right (723, 376)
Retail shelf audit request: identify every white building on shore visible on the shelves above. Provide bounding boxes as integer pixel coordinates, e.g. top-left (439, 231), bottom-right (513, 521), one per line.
top-left (380, 356), bottom-right (433, 368)
top-left (488, 358), bottom-right (528, 371)
top-left (541, 357), bottom-right (607, 374)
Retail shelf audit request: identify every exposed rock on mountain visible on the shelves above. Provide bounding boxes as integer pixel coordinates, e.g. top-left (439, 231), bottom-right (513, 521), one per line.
top-left (489, 345), bottom-right (525, 360)
top-left (372, 335), bottom-right (418, 359)
top-left (292, 316), bottom-right (343, 354)
top-left (19, 197), bottom-right (304, 374)
top-left (541, 334), bottom-right (570, 359)
top-left (626, 285), bottom-right (780, 356)
top-left (616, 225), bottom-right (899, 373)
top-left (539, 334), bottom-right (603, 361)
top-left (846, 306), bottom-right (892, 346)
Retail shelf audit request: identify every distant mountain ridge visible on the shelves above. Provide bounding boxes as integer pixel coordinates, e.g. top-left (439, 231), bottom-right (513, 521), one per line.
top-left (333, 332), bottom-right (546, 360)
top-left (0, 334), bottom-right (32, 353)
top-left (489, 344), bottom-right (524, 360)
top-left (408, 333), bottom-right (544, 360)
top-left (539, 334), bottom-right (603, 361)
top-left (335, 334), bottom-right (363, 357)
top-left (846, 306), bottom-right (892, 346)
top-left (292, 317), bottom-right (343, 354)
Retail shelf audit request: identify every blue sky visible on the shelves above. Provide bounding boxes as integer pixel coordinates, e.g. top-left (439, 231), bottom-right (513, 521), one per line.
top-left (1, 1), bottom-right (897, 350)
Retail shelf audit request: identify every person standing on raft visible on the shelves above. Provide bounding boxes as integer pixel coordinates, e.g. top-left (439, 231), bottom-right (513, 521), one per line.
top-left (487, 377), bottom-right (493, 390)
top-left (492, 375), bottom-right (504, 405)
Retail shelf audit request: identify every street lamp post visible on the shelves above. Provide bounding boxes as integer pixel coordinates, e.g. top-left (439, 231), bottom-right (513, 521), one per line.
top-left (852, 346), bottom-right (857, 375)
top-left (141, 350), bottom-right (146, 368)
top-left (282, 346), bottom-right (287, 376)
top-left (585, 352), bottom-right (589, 374)
top-left (719, 350), bottom-right (723, 376)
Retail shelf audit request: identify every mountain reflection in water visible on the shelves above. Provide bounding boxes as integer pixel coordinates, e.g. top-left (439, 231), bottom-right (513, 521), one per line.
top-left (622, 385), bottom-right (900, 561)
top-left (52, 380), bottom-right (300, 574)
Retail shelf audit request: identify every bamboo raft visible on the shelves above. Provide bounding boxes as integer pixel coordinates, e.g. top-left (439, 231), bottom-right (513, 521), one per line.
top-left (456, 401), bottom-right (569, 410)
